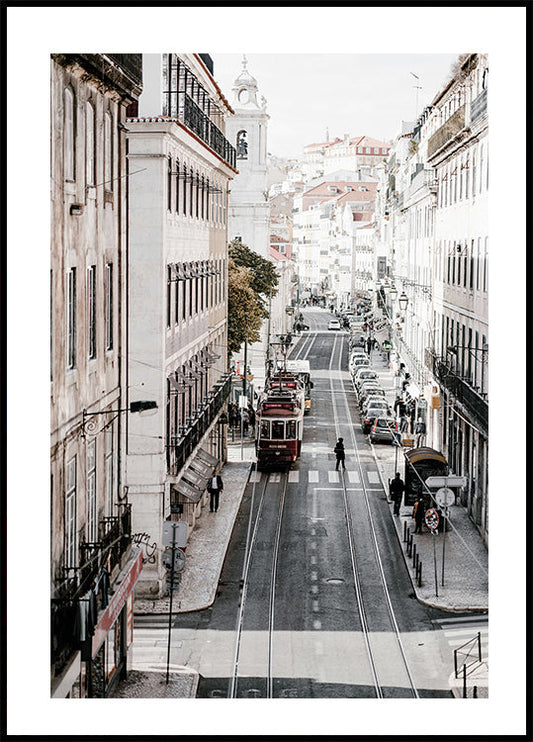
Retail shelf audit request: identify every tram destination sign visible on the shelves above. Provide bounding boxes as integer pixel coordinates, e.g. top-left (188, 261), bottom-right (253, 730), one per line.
top-left (425, 475), bottom-right (467, 489)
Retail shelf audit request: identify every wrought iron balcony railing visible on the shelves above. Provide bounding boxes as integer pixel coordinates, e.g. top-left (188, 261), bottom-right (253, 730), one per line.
top-left (471, 88), bottom-right (487, 123)
top-left (167, 374), bottom-right (232, 475)
top-left (428, 104), bottom-right (466, 158)
top-left (427, 351), bottom-right (488, 437)
top-left (51, 504), bottom-right (132, 675)
top-left (181, 93), bottom-right (236, 169)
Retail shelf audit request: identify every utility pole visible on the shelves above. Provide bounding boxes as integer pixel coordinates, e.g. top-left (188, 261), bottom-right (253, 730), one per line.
top-left (410, 72), bottom-right (421, 119)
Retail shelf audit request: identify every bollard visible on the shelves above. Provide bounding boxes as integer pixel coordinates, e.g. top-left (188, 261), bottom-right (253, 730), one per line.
top-left (412, 543), bottom-right (417, 565)
top-left (473, 686), bottom-right (478, 699)
top-left (407, 534), bottom-right (413, 557)
top-left (403, 521), bottom-right (408, 542)
top-left (462, 665), bottom-right (467, 698)
top-left (416, 561), bottom-right (422, 586)
top-left (414, 551), bottom-right (419, 571)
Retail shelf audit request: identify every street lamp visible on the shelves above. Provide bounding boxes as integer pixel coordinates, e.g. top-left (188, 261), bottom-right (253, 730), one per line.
top-left (398, 292), bottom-right (409, 311)
top-left (82, 400), bottom-right (158, 436)
top-left (389, 283), bottom-right (398, 301)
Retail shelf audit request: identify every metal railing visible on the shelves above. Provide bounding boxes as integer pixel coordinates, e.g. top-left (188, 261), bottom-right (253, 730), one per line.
top-left (51, 503), bottom-right (132, 675)
top-left (181, 93), bottom-right (236, 169)
top-left (428, 105), bottom-right (466, 157)
top-left (429, 354), bottom-right (488, 436)
top-left (168, 374), bottom-right (232, 475)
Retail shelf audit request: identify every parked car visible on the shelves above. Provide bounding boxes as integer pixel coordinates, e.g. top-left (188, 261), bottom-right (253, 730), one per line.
top-left (358, 387), bottom-right (386, 409)
top-left (369, 416), bottom-right (398, 443)
top-left (328, 319), bottom-right (341, 330)
top-left (350, 355), bottom-right (370, 371)
top-left (362, 403), bottom-right (392, 434)
top-left (353, 368), bottom-right (379, 388)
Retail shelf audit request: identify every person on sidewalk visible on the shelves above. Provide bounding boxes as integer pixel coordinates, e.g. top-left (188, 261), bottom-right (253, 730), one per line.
top-left (334, 438), bottom-right (346, 470)
top-left (415, 418), bottom-right (426, 447)
top-left (389, 472), bottom-right (405, 515)
top-left (207, 471), bottom-right (224, 512)
top-left (366, 336), bottom-right (372, 355)
top-left (413, 496), bottom-right (425, 533)
top-left (248, 405), bottom-right (256, 437)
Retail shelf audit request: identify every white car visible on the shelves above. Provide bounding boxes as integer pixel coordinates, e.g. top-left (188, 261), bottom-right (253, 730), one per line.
top-left (328, 319), bottom-right (341, 330)
top-left (353, 368), bottom-right (379, 387)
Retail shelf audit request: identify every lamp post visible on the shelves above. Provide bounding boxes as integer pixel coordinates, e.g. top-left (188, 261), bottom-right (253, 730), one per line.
top-left (398, 292), bottom-right (409, 312)
top-left (82, 400), bottom-right (158, 437)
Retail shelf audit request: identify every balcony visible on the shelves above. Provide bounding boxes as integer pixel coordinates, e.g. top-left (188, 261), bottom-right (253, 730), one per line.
top-left (51, 504), bottom-right (133, 675)
top-left (167, 374), bottom-right (232, 475)
top-left (181, 93), bottom-right (236, 169)
top-left (427, 351), bottom-right (488, 437)
top-left (471, 88), bottom-right (487, 123)
top-left (428, 104), bottom-right (466, 158)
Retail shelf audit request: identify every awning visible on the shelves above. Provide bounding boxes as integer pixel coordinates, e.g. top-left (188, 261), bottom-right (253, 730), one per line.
top-left (170, 448), bottom-right (218, 504)
top-left (172, 478), bottom-right (203, 503)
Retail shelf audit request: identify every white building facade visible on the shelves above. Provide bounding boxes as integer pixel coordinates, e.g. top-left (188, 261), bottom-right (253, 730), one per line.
top-left (126, 53), bottom-right (237, 596)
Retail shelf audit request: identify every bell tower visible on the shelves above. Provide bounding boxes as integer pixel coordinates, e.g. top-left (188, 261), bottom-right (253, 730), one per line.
top-left (226, 55), bottom-right (270, 257)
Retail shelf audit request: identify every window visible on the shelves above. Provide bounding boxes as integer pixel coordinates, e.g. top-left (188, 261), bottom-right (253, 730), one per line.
top-left (472, 150), bottom-right (477, 198)
top-left (87, 265), bottom-right (96, 359)
top-left (65, 456), bottom-right (77, 568)
top-left (67, 267), bottom-right (76, 369)
top-left (189, 168), bottom-right (194, 216)
top-left (175, 160), bottom-right (180, 213)
top-left (86, 101), bottom-right (95, 186)
top-left (167, 157), bottom-right (172, 211)
top-left (465, 159), bottom-right (469, 199)
top-left (64, 87), bottom-right (75, 181)
top-left (175, 267), bottom-right (180, 324)
top-left (483, 237), bottom-right (488, 292)
top-left (260, 420), bottom-right (270, 438)
top-left (104, 111), bottom-right (112, 188)
top-left (183, 165), bottom-right (188, 213)
top-left (272, 421), bottom-right (284, 439)
top-left (479, 145), bottom-right (484, 193)
top-left (105, 425), bottom-right (114, 516)
top-left (87, 440), bottom-right (97, 542)
top-left (167, 266), bottom-right (172, 328)
top-left (105, 263), bottom-right (113, 350)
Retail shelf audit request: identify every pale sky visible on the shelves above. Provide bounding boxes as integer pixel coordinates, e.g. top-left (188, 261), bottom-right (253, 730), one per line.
top-left (212, 53), bottom-right (460, 159)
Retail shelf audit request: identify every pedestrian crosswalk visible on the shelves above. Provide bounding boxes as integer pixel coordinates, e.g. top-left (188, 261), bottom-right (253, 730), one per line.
top-left (434, 615), bottom-right (489, 661)
top-left (249, 468), bottom-right (383, 487)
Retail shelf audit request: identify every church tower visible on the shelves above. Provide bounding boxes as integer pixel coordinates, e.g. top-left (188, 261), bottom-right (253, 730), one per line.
top-left (226, 55), bottom-right (270, 257)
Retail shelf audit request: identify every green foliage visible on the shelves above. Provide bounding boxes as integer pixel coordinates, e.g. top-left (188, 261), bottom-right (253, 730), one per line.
top-left (227, 240), bottom-right (279, 359)
top-left (227, 260), bottom-right (263, 357)
top-left (228, 240), bottom-right (279, 314)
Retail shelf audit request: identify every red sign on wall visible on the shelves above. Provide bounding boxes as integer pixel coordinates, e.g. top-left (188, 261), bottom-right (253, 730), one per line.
top-left (91, 550), bottom-right (143, 657)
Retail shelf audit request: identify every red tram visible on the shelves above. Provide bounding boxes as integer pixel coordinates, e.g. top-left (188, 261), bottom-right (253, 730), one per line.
top-left (255, 374), bottom-right (305, 467)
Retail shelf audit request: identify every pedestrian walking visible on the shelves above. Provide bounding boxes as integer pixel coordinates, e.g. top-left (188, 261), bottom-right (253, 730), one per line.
top-left (400, 413), bottom-right (410, 434)
top-left (389, 472), bottom-right (405, 515)
top-left (334, 437), bottom-right (346, 470)
top-left (366, 336), bottom-right (372, 355)
top-left (248, 405), bottom-right (256, 436)
top-left (415, 418), bottom-right (426, 447)
top-left (242, 407), bottom-right (249, 437)
top-left (207, 470), bottom-right (224, 513)
top-left (413, 497), bottom-right (425, 533)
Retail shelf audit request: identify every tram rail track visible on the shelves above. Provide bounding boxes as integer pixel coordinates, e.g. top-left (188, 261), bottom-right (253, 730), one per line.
top-left (329, 332), bottom-right (419, 699)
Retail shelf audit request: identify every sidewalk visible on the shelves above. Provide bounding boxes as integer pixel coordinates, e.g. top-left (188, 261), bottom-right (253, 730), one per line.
top-left (367, 345), bottom-right (488, 698)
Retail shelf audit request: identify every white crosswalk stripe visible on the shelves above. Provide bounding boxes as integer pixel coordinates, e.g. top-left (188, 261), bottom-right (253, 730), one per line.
top-left (347, 470), bottom-right (360, 483)
top-left (367, 471), bottom-right (380, 484)
top-left (308, 470), bottom-right (319, 482)
top-left (328, 471), bottom-right (340, 482)
top-left (288, 471), bottom-right (299, 482)
top-left (436, 617), bottom-right (489, 658)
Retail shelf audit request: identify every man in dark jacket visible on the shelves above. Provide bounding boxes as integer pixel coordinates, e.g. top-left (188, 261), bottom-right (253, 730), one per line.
top-left (207, 470), bottom-right (224, 513)
top-left (389, 472), bottom-right (405, 515)
top-left (334, 438), bottom-right (346, 470)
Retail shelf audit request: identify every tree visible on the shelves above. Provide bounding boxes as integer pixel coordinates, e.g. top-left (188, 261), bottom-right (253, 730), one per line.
top-left (227, 260), bottom-right (264, 358)
top-left (228, 240), bottom-right (279, 316)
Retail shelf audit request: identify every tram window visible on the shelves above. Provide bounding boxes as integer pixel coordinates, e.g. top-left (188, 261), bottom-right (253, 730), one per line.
top-left (272, 421), bottom-right (284, 439)
top-left (286, 421), bottom-right (296, 439)
top-left (260, 421), bottom-right (270, 438)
